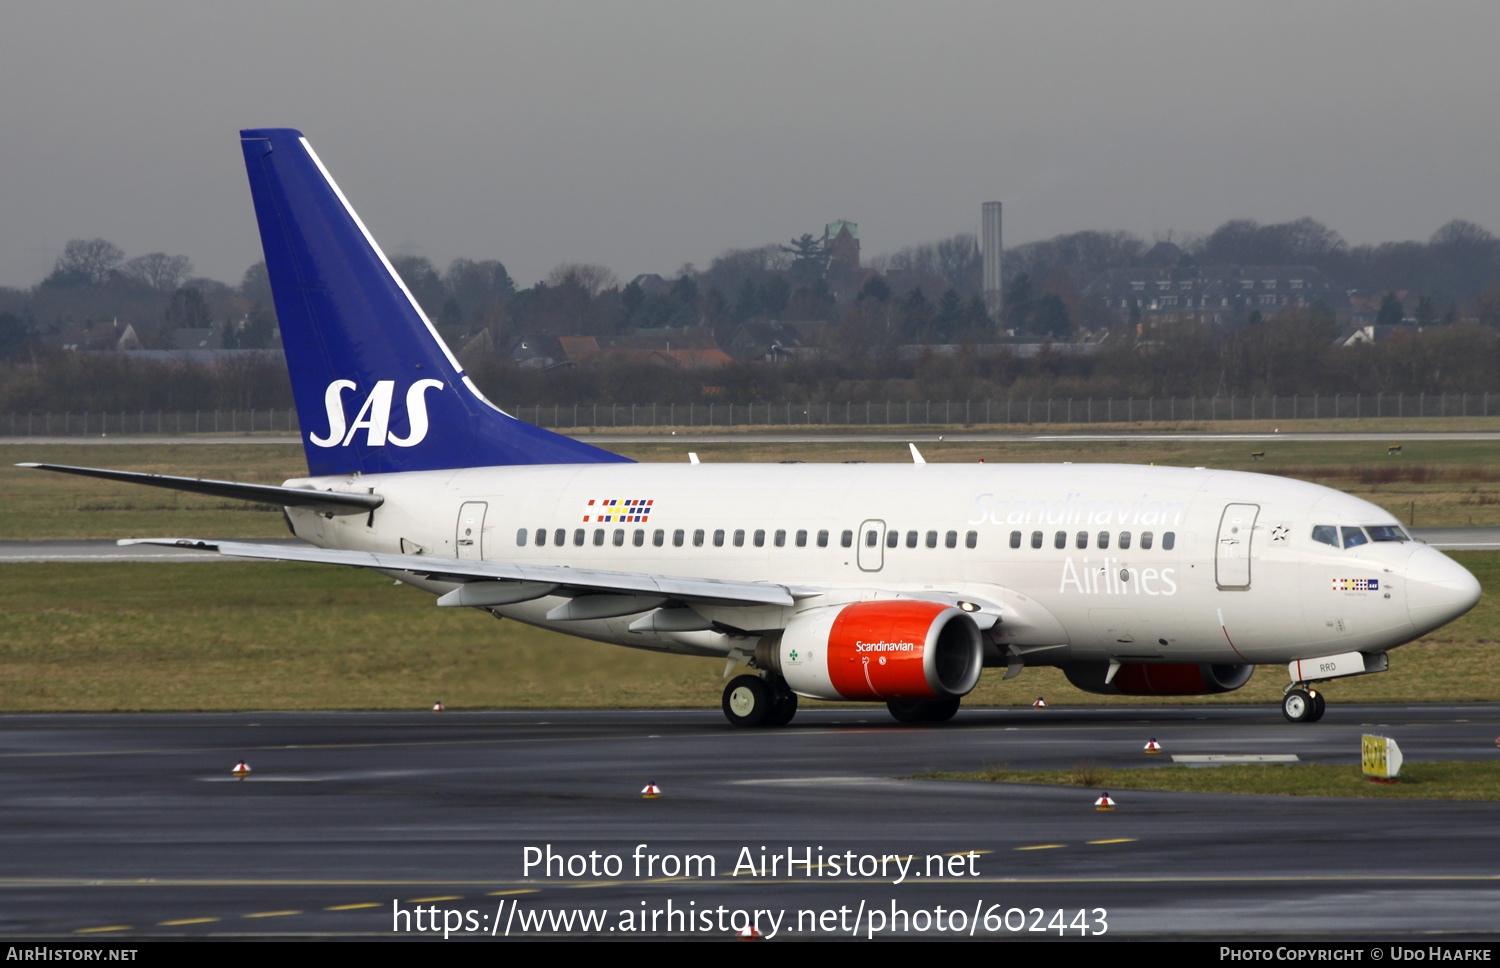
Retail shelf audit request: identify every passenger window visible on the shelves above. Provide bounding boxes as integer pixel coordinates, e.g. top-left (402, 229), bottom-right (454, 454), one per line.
top-left (534, 528), bottom-right (546, 547)
top-left (1076, 531), bottom-right (1088, 549)
top-left (887, 531), bottom-right (899, 549)
top-left (923, 530), bottom-right (936, 548)
top-left (1163, 532), bottom-right (1176, 550)
top-left (1031, 531), bottom-right (1043, 549)
top-left (866, 530), bottom-right (878, 547)
top-left (1341, 527), bottom-right (1368, 549)
top-left (906, 531), bottom-right (918, 548)
top-left (1098, 531), bottom-right (1110, 549)
top-left (516, 528), bottom-right (527, 547)
top-left (1119, 531), bottom-right (1131, 550)
top-left (693, 529), bottom-right (705, 547)
top-left (593, 528), bottom-right (605, 547)
top-left (966, 531), bottom-right (978, 549)
top-left (1311, 525), bottom-right (1338, 548)
top-left (733, 529), bottom-right (745, 547)
top-left (945, 530), bottom-right (957, 549)
top-left (1141, 531), bottom-right (1153, 550)
top-left (713, 529), bottom-right (725, 547)
top-left (574, 529), bottom-right (585, 547)
top-left (817, 530), bottom-right (829, 548)
top-left (553, 528), bottom-right (565, 547)
top-left (1010, 531), bottom-right (1022, 549)
top-left (1055, 531), bottom-right (1067, 549)
top-left (652, 529), bottom-right (664, 547)
top-left (613, 529), bottom-right (625, 547)
top-left (633, 529), bottom-right (645, 547)
top-left (753, 529), bottom-right (765, 547)
top-left (796, 530), bottom-right (808, 547)
top-left (840, 530), bottom-right (852, 548)
top-left (672, 529), bottom-right (684, 547)
top-left (775, 530), bottom-right (787, 547)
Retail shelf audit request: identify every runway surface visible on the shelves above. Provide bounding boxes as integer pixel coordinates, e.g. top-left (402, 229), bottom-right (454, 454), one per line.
top-left (1, 704), bottom-right (1496, 939)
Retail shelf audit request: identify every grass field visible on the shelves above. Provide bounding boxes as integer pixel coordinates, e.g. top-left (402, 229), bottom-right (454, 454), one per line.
top-left (1, 436), bottom-right (1499, 711)
top-left (922, 761), bottom-right (1500, 801)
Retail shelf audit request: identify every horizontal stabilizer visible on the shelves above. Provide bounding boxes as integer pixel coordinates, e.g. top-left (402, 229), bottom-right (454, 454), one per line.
top-left (119, 539), bottom-right (797, 608)
top-left (21, 464), bottom-right (382, 514)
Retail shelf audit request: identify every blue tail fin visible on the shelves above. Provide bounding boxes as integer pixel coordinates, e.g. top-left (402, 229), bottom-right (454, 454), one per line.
top-left (239, 128), bottom-right (630, 476)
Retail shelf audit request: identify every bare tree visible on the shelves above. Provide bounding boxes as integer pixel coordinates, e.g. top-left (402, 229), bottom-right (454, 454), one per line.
top-left (545, 263), bottom-right (617, 298)
top-left (122, 253), bottom-right (193, 292)
top-left (55, 238), bottom-right (125, 283)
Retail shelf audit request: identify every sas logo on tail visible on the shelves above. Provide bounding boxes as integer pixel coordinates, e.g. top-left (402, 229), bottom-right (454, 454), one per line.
top-left (309, 379), bottom-right (444, 449)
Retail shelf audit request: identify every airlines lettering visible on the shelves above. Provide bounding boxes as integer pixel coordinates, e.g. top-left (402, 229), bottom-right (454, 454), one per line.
top-left (309, 380), bottom-right (444, 448)
top-left (1059, 556), bottom-right (1177, 596)
top-left (969, 492), bottom-right (1184, 528)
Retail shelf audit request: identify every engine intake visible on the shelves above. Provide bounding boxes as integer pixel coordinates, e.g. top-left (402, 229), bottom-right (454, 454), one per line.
top-left (760, 601), bottom-right (983, 702)
top-left (1061, 661), bottom-right (1255, 696)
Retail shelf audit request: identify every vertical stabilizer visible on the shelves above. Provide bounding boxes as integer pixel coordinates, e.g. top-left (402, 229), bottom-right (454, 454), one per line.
top-left (239, 128), bottom-right (630, 476)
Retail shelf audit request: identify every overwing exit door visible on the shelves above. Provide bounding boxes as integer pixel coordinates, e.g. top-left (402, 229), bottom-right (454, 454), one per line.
top-left (857, 519), bottom-right (885, 572)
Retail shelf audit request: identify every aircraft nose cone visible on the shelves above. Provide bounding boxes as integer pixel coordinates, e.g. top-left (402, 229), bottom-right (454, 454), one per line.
top-left (1406, 547), bottom-right (1481, 634)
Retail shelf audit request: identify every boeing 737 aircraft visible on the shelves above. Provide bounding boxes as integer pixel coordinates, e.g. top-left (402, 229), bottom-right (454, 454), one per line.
top-left (24, 129), bottom-right (1483, 727)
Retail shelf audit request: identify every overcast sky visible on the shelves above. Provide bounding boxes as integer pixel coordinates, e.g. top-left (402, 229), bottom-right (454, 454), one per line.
top-left (2, 1), bottom-right (1497, 290)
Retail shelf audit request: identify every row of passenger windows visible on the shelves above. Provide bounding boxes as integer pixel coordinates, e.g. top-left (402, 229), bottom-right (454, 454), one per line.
top-left (1008, 529), bottom-right (1176, 551)
top-left (518, 527), bottom-right (981, 550)
top-left (1311, 524), bottom-right (1410, 549)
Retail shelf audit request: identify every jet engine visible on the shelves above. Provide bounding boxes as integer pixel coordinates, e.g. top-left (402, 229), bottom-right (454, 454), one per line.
top-left (1061, 661), bottom-right (1255, 696)
top-left (757, 600), bottom-right (983, 702)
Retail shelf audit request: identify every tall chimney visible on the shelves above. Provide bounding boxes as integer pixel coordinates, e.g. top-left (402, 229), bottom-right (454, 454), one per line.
top-left (982, 201), bottom-right (1003, 319)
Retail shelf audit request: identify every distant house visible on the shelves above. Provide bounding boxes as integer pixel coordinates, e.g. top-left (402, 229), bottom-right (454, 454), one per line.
top-left (512, 329), bottom-right (732, 370)
top-left (726, 320), bottom-right (826, 362)
top-left (1085, 265), bottom-right (1345, 326)
top-left (172, 328), bottom-right (222, 351)
top-left (629, 273), bottom-right (672, 296)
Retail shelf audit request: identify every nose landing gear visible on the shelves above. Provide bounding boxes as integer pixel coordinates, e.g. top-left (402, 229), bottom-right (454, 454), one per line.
top-left (1282, 684), bottom-right (1326, 723)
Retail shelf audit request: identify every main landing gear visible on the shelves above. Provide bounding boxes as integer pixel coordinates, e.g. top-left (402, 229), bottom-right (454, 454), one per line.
top-left (722, 674), bottom-right (798, 728)
top-left (1282, 684), bottom-right (1326, 724)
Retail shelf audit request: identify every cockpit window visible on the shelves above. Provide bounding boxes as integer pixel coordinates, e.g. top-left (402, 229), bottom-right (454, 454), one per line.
top-left (1366, 525), bottom-right (1410, 542)
top-left (1341, 526), bottom-right (1369, 549)
top-left (1311, 525), bottom-right (1338, 548)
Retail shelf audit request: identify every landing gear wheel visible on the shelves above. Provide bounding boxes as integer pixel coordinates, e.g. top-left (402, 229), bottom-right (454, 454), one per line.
top-left (1282, 687), bottom-right (1315, 723)
top-left (723, 675), bottom-right (772, 728)
top-left (1306, 690), bottom-right (1326, 723)
top-left (886, 697), bottom-right (961, 724)
top-left (765, 683), bottom-right (798, 727)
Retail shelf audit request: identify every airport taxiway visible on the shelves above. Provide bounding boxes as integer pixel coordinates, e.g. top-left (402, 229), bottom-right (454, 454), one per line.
top-left (0, 705), bottom-right (1496, 939)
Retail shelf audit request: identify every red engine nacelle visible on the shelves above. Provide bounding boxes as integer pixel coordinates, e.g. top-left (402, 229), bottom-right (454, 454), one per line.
top-left (763, 600), bottom-right (984, 702)
top-left (1062, 661), bottom-right (1255, 696)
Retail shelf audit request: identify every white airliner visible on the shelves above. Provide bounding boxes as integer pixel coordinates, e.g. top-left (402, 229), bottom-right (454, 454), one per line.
top-left (24, 130), bottom-right (1483, 727)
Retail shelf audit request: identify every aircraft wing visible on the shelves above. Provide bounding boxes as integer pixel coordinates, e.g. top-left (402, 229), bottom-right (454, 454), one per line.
top-left (119, 538), bottom-right (805, 608)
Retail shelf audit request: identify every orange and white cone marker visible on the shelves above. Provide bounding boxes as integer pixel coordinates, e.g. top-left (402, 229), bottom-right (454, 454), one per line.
top-left (232, 761), bottom-right (251, 778)
top-left (1144, 738), bottom-right (1163, 753)
top-left (1032, 696), bottom-right (1047, 708)
top-left (432, 702), bottom-right (445, 712)
top-left (641, 782), bottom-right (662, 799)
top-left (1094, 792), bottom-right (1115, 811)
top-left (1495, 736), bottom-right (1499, 748)
top-left (737, 925), bottom-right (763, 939)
